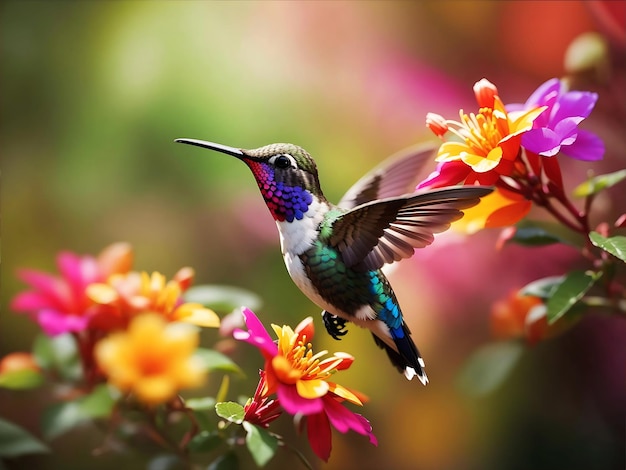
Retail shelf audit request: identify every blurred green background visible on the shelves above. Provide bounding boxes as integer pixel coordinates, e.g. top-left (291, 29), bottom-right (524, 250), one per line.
top-left (2, 1), bottom-right (625, 469)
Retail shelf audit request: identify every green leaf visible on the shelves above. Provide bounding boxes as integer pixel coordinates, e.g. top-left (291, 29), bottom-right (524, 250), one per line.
top-left (32, 333), bottom-right (82, 381)
top-left (215, 402), bottom-right (244, 424)
top-left (188, 430), bottom-right (223, 453)
top-left (573, 169), bottom-right (626, 197)
top-left (243, 421), bottom-right (278, 467)
top-left (509, 220), bottom-right (584, 248)
top-left (194, 349), bottom-right (243, 376)
top-left (0, 368), bottom-right (44, 390)
top-left (147, 454), bottom-right (186, 470)
top-left (184, 285), bottom-right (262, 312)
top-left (520, 276), bottom-right (564, 299)
top-left (79, 384), bottom-right (116, 418)
top-left (589, 232), bottom-right (626, 262)
top-left (207, 452), bottom-right (238, 470)
top-left (42, 401), bottom-right (85, 440)
top-left (546, 270), bottom-right (601, 324)
top-left (42, 385), bottom-right (115, 439)
top-left (457, 341), bottom-right (524, 396)
top-left (0, 417), bottom-right (49, 457)
top-left (185, 396), bottom-right (216, 411)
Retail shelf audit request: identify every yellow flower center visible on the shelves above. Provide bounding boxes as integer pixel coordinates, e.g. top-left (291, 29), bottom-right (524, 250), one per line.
top-left (450, 105), bottom-right (509, 157)
top-left (272, 335), bottom-right (331, 384)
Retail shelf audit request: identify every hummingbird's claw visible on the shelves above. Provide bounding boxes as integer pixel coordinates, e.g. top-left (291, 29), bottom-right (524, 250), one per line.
top-left (322, 311), bottom-right (349, 340)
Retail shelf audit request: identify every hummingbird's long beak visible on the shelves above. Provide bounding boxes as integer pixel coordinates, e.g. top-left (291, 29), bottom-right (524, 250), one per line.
top-left (175, 138), bottom-right (244, 157)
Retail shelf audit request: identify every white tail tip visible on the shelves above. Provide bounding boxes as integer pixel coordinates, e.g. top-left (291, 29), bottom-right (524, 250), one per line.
top-left (404, 367), bottom-right (429, 385)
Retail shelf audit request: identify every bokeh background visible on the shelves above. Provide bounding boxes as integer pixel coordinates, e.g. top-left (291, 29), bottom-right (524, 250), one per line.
top-left (2, 1), bottom-right (625, 469)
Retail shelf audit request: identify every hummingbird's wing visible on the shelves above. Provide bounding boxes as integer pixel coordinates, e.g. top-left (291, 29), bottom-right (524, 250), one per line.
top-left (329, 186), bottom-right (493, 271)
top-left (337, 143), bottom-right (438, 210)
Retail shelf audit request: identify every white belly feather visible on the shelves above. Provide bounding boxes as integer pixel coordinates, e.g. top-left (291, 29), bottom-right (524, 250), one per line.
top-left (275, 200), bottom-right (395, 352)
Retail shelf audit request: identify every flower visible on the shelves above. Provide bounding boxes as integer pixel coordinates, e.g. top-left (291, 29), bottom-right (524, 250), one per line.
top-left (304, 392), bottom-right (378, 462)
top-left (512, 78), bottom-right (605, 161)
top-left (94, 313), bottom-right (206, 405)
top-left (86, 268), bottom-right (220, 330)
top-left (234, 309), bottom-right (359, 414)
top-left (491, 291), bottom-right (547, 344)
top-left (11, 243), bottom-right (132, 336)
top-left (491, 289), bottom-right (581, 345)
top-left (0, 352), bottom-right (40, 375)
top-left (234, 308), bottom-right (376, 461)
top-left (450, 187), bottom-right (532, 233)
top-left (425, 78), bottom-right (546, 185)
top-left (243, 371), bottom-right (282, 428)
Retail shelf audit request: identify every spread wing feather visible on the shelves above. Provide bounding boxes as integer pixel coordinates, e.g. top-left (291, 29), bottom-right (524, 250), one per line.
top-left (337, 144), bottom-right (438, 209)
top-left (330, 186), bottom-right (493, 271)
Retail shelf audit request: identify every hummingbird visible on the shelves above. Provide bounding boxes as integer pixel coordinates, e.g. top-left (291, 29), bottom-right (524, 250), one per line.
top-left (176, 138), bottom-right (492, 384)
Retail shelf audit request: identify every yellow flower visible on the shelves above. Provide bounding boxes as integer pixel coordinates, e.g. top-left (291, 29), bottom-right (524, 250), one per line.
top-left (452, 187), bottom-right (532, 234)
top-left (86, 268), bottom-right (220, 330)
top-left (95, 314), bottom-right (206, 405)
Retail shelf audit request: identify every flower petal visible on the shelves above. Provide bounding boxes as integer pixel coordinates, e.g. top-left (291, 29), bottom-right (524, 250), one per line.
top-left (10, 292), bottom-right (55, 313)
top-left (436, 142), bottom-right (469, 162)
top-left (473, 78), bottom-right (499, 108)
top-left (417, 161), bottom-right (470, 189)
top-left (97, 242), bottom-right (133, 278)
top-left (38, 309), bottom-right (89, 336)
top-left (327, 382), bottom-right (363, 406)
top-left (294, 316), bottom-right (315, 343)
top-left (452, 188), bottom-right (530, 233)
top-left (277, 383), bottom-right (323, 415)
top-left (306, 411), bottom-right (332, 462)
top-left (296, 378), bottom-right (329, 399)
top-left (173, 303), bottom-right (220, 328)
top-left (522, 128), bottom-right (562, 156)
top-left (561, 129), bottom-right (605, 161)
top-left (552, 90), bottom-right (598, 123)
top-left (87, 283), bottom-right (120, 305)
top-left (15, 270), bottom-right (70, 310)
top-left (552, 118), bottom-right (579, 146)
top-left (233, 308), bottom-right (278, 357)
top-left (322, 394), bottom-right (377, 445)
top-left (462, 147), bottom-right (502, 173)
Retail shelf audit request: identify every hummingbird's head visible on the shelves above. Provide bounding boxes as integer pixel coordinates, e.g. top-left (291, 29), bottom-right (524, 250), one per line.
top-left (176, 139), bottom-right (325, 222)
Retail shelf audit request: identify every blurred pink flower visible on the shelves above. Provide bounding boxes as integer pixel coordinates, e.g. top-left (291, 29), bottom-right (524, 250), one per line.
top-left (11, 243), bottom-right (132, 336)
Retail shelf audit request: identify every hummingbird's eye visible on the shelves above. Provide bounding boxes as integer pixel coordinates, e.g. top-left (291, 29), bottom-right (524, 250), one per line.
top-left (271, 154), bottom-right (296, 169)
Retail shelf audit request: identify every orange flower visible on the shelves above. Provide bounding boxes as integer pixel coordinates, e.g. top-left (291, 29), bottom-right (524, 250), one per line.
top-left (427, 78), bottom-right (545, 185)
top-left (452, 187), bottom-right (532, 233)
top-left (95, 314), bottom-right (206, 405)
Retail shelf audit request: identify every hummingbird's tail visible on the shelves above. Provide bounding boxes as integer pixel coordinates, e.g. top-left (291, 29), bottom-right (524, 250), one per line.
top-left (371, 323), bottom-right (428, 385)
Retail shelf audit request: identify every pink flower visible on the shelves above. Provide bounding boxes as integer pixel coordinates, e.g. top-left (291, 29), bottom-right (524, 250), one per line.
top-left (510, 78), bottom-right (605, 161)
top-left (11, 243), bottom-right (132, 336)
top-left (305, 392), bottom-right (378, 462)
top-left (234, 308), bottom-right (376, 461)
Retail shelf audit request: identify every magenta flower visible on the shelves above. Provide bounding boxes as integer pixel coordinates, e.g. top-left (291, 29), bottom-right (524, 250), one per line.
top-left (234, 308), bottom-right (377, 461)
top-left (513, 78), bottom-right (605, 160)
top-left (11, 243), bottom-right (132, 336)
top-left (305, 392), bottom-right (378, 462)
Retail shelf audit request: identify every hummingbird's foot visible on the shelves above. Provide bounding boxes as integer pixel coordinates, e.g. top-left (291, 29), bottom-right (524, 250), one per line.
top-left (322, 311), bottom-right (349, 340)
